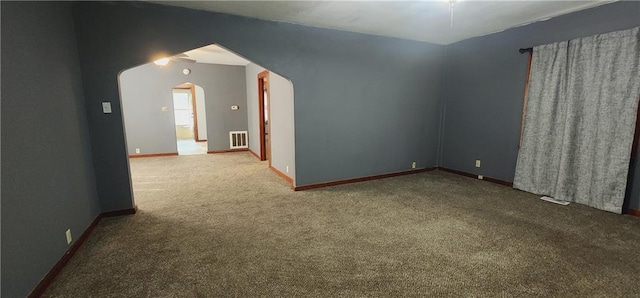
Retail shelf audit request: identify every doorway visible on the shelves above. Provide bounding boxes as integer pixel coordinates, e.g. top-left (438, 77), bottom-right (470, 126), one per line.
top-left (118, 44), bottom-right (297, 214)
top-left (172, 83), bottom-right (207, 155)
top-left (258, 70), bottom-right (270, 163)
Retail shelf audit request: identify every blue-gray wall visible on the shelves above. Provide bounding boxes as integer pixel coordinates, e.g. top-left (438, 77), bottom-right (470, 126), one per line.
top-left (1, 2), bottom-right (101, 297)
top-left (4, 2), bottom-right (639, 296)
top-left (245, 63), bottom-right (296, 183)
top-left (245, 63), bottom-right (267, 157)
top-left (119, 61), bottom-right (248, 154)
top-left (439, 1), bottom-right (640, 209)
top-left (72, 1), bottom-right (446, 212)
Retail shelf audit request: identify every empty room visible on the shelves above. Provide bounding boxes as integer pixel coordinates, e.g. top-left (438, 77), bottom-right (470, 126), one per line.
top-left (2, 1), bottom-right (639, 297)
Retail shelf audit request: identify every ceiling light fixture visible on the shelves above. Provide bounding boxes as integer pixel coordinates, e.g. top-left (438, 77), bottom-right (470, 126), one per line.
top-left (153, 57), bottom-right (170, 66)
top-left (449, 0), bottom-right (458, 29)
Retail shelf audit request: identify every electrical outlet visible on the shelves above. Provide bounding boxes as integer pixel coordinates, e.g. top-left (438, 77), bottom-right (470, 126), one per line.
top-left (478, 175), bottom-right (484, 180)
top-left (286, 166), bottom-right (289, 173)
top-left (475, 160), bottom-right (481, 168)
top-left (101, 102), bottom-right (112, 114)
top-left (65, 229), bottom-right (72, 245)
top-left (412, 161), bottom-right (417, 169)
top-left (135, 148), bottom-right (140, 154)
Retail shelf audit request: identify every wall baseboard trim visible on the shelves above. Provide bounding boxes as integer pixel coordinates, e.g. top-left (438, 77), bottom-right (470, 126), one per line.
top-left (294, 167), bottom-right (436, 191)
top-left (27, 207), bottom-right (138, 298)
top-left (129, 152), bottom-right (178, 158)
top-left (269, 165), bottom-right (293, 186)
top-left (27, 216), bottom-right (101, 298)
top-left (248, 149), bottom-right (260, 160)
top-left (437, 167), bottom-right (514, 187)
top-left (101, 206), bottom-right (138, 218)
top-left (207, 148), bottom-right (249, 154)
top-left (436, 168), bottom-right (640, 214)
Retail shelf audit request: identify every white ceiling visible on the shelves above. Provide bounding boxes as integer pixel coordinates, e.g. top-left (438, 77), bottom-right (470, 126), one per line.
top-left (182, 44), bottom-right (251, 65)
top-left (154, 0), bottom-right (614, 45)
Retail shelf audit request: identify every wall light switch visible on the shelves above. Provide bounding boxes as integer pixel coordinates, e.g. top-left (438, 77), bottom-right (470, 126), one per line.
top-left (475, 160), bottom-right (481, 168)
top-left (65, 229), bottom-right (72, 244)
top-left (286, 166), bottom-right (289, 173)
top-left (101, 102), bottom-right (112, 114)
top-left (161, 106), bottom-right (169, 112)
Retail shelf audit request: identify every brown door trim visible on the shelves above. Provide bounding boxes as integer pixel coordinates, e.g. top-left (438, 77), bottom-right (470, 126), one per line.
top-left (623, 96), bottom-right (640, 214)
top-left (258, 70), bottom-right (271, 164)
top-left (519, 52), bottom-right (533, 148)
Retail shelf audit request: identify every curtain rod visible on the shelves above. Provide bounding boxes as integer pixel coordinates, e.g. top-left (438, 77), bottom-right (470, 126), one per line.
top-left (519, 47), bottom-right (533, 54)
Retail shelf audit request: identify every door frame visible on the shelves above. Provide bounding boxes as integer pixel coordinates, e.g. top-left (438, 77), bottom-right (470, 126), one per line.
top-left (622, 96), bottom-right (640, 214)
top-left (518, 51), bottom-right (533, 148)
top-left (258, 70), bottom-right (271, 164)
top-left (174, 83), bottom-right (204, 142)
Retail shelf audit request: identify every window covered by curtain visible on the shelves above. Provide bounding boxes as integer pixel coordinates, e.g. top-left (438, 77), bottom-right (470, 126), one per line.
top-left (514, 27), bottom-right (640, 213)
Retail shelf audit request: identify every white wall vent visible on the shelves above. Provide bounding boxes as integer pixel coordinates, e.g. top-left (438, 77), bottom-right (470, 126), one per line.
top-left (229, 131), bottom-right (248, 149)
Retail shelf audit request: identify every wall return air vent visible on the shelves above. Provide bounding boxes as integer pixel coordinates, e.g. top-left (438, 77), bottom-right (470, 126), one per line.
top-left (229, 131), bottom-right (248, 149)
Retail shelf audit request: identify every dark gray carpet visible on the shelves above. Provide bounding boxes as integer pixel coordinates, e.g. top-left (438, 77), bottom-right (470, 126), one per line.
top-left (44, 153), bottom-right (640, 297)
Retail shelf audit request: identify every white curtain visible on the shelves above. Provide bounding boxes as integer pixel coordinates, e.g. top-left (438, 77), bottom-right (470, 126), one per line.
top-left (514, 27), bottom-right (640, 213)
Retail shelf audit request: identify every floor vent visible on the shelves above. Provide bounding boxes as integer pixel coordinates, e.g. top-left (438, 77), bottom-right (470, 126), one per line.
top-left (229, 131), bottom-right (248, 149)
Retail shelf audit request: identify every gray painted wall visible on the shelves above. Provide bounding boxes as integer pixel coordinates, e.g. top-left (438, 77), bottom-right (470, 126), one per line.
top-left (245, 63), bottom-right (296, 182)
top-left (3, 2), bottom-right (640, 296)
top-left (120, 61), bottom-right (247, 154)
top-left (439, 2), bottom-right (640, 209)
top-left (1, 2), bottom-right (101, 297)
top-left (194, 85), bottom-right (208, 141)
top-left (72, 1), bottom-right (445, 211)
top-left (269, 71), bottom-right (296, 182)
top-left (246, 63), bottom-right (263, 156)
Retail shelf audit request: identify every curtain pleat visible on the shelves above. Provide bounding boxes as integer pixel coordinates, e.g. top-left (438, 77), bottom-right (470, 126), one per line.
top-left (514, 27), bottom-right (640, 213)
top-left (514, 42), bottom-right (569, 197)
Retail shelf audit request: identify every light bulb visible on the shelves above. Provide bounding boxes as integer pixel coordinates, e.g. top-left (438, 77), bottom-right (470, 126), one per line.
top-left (154, 57), bottom-right (170, 66)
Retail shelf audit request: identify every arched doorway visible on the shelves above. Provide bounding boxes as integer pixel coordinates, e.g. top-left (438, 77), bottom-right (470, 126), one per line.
top-left (172, 83), bottom-right (208, 155)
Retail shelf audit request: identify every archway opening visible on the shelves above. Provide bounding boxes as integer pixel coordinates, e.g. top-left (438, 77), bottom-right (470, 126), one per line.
top-left (117, 44), bottom-right (296, 209)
